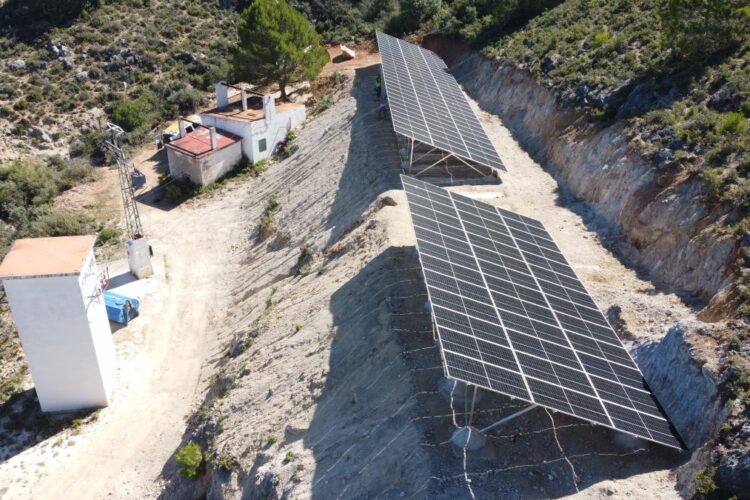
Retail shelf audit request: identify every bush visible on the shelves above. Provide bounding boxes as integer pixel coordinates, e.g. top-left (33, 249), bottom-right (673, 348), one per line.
top-left (296, 245), bottom-right (315, 276)
top-left (175, 442), bottom-right (203, 478)
top-left (164, 178), bottom-right (200, 204)
top-left (0, 159), bottom-right (61, 220)
top-left (111, 97), bottom-right (152, 132)
top-left (701, 168), bottom-right (724, 203)
top-left (718, 112), bottom-right (748, 136)
top-left (96, 227), bottom-right (121, 246)
top-left (30, 210), bottom-right (93, 237)
top-left (694, 467), bottom-right (718, 496)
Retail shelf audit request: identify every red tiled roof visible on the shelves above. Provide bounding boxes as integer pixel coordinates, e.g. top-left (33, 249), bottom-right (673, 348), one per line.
top-left (166, 127), bottom-right (241, 158)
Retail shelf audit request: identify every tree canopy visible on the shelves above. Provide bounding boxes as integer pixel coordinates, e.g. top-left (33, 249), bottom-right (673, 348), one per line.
top-left (234, 0), bottom-right (328, 100)
top-left (659, 0), bottom-right (750, 57)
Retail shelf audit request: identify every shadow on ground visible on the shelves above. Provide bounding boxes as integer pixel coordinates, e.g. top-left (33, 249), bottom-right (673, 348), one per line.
top-left (305, 246), bottom-right (686, 498)
top-left (0, 389), bottom-right (98, 464)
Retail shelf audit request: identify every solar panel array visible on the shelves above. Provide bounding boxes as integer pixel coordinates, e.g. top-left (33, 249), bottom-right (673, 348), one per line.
top-left (401, 175), bottom-right (682, 450)
top-left (376, 32), bottom-right (505, 172)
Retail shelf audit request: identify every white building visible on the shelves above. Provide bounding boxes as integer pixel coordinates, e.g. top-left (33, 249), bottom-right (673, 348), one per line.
top-left (199, 81), bottom-right (306, 164)
top-left (0, 236), bottom-right (116, 412)
top-left (165, 125), bottom-right (242, 186)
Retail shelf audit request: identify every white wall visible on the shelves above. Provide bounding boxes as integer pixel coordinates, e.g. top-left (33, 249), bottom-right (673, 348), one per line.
top-left (200, 105), bottom-right (306, 164)
top-left (167, 140), bottom-right (243, 186)
top-left (2, 250), bottom-right (115, 412)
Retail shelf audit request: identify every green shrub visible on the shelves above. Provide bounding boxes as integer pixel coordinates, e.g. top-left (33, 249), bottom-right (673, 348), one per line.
top-left (701, 168), bottom-right (724, 203)
top-left (250, 159), bottom-right (268, 176)
top-left (217, 453), bottom-right (233, 472)
top-left (111, 97), bottom-right (152, 132)
top-left (30, 210), bottom-right (93, 237)
top-left (96, 227), bottom-right (121, 246)
top-left (164, 178), bottom-right (199, 204)
top-left (694, 467), bottom-right (718, 496)
top-left (0, 159), bottom-right (61, 220)
top-left (730, 336), bottom-right (742, 353)
top-left (267, 434), bottom-right (279, 446)
top-left (296, 245), bottom-right (315, 276)
top-left (718, 112), bottom-right (748, 136)
top-left (175, 442), bottom-right (203, 478)
top-left (592, 31), bottom-right (612, 48)
top-left (314, 95), bottom-right (332, 114)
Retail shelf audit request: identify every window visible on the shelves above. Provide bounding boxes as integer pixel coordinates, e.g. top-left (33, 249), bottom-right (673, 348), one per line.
top-left (258, 138), bottom-right (267, 152)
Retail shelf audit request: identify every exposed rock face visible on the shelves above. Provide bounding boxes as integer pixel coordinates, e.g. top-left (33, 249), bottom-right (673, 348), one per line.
top-left (633, 324), bottom-right (728, 450)
top-left (448, 55), bottom-right (736, 304)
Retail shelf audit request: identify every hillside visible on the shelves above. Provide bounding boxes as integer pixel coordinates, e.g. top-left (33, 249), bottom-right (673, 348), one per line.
top-left (0, 0), bottom-right (235, 158)
top-left (484, 0), bottom-right (750, 314)
top-left (0, 0), bottom-right (749, 498)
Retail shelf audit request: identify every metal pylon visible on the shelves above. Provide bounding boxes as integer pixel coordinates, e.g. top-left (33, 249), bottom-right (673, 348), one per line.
top-left (102, 122), bottom-right (144, 240)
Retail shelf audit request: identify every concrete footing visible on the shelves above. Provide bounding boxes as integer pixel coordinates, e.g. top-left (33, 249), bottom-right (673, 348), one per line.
top-left (438, 377), bottom-right (483, 405)
top-left (451, 426), bottom-right (486, 451)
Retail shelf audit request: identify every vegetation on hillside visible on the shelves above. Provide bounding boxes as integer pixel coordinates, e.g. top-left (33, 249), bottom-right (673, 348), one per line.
top-left (0, 157), bottom-right (100, 258)
top-left (483, 0), bottom-right (750, 312)
top-left (0, 0), bottom-right (236, 156)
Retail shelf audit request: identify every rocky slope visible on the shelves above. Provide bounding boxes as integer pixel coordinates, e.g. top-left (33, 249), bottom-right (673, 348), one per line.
top-left (421, 40), bottom-right (750, 497)
top-left (442, 53), bottom-right (737, 309)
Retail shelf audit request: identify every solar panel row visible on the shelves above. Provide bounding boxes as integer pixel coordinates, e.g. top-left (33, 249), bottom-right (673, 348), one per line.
top-left (402, 175), bottom-right (682, 449)
top-left (376, 32), bottom-right (505, 172)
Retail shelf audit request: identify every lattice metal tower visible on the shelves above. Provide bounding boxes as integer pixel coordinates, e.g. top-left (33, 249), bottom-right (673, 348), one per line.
top-left (101, 122), bottom-right (153, 279)
top-left (102, 122), bottom-right (144, 239)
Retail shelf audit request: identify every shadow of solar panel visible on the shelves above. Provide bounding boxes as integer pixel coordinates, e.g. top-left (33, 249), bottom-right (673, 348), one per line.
top-left (376, 32), bottom-right (504, 171)
top-left (402, 175), bottom-right (683, 449)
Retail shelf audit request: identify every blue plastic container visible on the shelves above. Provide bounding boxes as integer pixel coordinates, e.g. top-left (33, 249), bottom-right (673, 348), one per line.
top-left (103, 291), bottom-right (140, 325)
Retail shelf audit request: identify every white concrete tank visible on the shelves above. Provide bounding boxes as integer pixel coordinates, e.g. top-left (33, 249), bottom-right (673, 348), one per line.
top-left (0, 236), bottom-right (116, 412)
top-left (126, 237), bottom-right (153, 279)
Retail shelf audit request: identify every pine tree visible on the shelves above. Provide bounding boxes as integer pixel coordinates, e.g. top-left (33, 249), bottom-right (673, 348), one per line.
top-left (659, 0), bottom-right (750, 57)
top-left (234, 0), bottom-right (328, 101)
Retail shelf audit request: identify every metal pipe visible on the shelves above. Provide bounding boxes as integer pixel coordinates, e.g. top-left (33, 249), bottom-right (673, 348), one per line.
top-left (479, 404), bottom-right (537, 434)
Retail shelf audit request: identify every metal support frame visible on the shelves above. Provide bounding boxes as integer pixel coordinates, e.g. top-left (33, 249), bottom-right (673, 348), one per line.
top-left (479, 404), bottom-right (537, 434)
top-left (400, 135), bottom-right (490, 178)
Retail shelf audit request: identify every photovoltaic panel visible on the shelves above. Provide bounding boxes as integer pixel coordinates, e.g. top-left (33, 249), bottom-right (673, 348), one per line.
top-left (376, 32), bottom-right (505, 172)
top-left (401, 175), bottom-right (683, 450)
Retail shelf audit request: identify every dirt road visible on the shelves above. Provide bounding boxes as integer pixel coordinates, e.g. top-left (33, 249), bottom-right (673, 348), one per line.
top-left (0, 169), bottom-right (243, 499)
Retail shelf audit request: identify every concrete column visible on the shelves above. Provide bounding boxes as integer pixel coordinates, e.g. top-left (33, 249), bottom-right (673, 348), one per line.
top-left (178, 117), bottom-right (187, 138)
top-left (215, 81), bottom-right (229, 107)
top-left (263, 95), bottom-right (275, 125)
top-left (209, 127), bottom-right (218, 150)
top-left (241, 88), bottom-right (248, 111)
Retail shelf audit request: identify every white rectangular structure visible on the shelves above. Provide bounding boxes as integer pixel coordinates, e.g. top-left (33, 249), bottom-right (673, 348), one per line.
top-left (0, 236), bottom-right (116, 412)
top-left (200, 82), bottom-right (306, 164)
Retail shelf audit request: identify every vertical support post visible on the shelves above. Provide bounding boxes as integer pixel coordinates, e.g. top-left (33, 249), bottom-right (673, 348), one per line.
top-left (177, 117), bottom-right (187, 138)
top-left (241, 88), bottom-right (248, 111)
top-left (409, 138), bottom-right (415, 169)
top-left (467, 385), bottom-right (478, 427)
top-left (209, 127), bottom-right (218, 150)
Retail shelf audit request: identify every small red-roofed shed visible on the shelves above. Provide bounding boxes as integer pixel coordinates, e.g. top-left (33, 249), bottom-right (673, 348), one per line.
top-left (165, 125), bottom-right (242, 186)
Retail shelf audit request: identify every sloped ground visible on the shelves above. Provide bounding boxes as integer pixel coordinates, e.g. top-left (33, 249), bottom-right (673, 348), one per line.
top-left (156, 66), bottom-right (711, 499)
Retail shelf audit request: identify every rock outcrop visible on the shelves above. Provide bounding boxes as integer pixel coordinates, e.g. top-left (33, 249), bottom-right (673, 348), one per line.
top-left (444, 54), bottom-right (736, 306)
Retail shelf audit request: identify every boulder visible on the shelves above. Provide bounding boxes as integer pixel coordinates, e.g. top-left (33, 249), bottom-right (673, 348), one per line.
top-left (171, 51), bottom-right (196, 64)
top-left (7, 59), bottom-right (25, 71)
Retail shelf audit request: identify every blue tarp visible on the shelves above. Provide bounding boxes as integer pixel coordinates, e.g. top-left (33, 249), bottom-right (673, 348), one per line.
top-left (103, 290), bottom-right (140, 325)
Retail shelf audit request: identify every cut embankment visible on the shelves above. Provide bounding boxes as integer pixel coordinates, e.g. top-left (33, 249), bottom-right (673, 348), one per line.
top-left (426, 43), bottom-right (736, 309)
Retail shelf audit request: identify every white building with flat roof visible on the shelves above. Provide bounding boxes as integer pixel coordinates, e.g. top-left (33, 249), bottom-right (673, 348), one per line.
top-left (0, 235), bottom-right (116, 412)
top-left (199, 81), bottom-right (306, 163)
